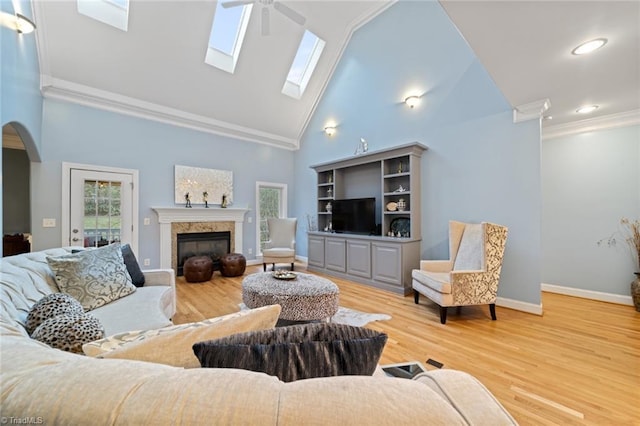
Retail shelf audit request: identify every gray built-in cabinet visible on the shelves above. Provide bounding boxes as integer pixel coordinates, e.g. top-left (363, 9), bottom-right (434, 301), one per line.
top-left (308, 142), bottom-right (427, 295)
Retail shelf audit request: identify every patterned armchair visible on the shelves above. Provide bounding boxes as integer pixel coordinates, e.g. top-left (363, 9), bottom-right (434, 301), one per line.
top-left (411, 221), bottom-right (508, 324)
top-left (262, 218), bottom-right (297, 272)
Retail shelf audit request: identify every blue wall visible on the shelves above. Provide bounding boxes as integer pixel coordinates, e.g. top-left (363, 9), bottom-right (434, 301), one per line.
top-left (293, 0), bottom-right (542, 306)
top-left (542, 125), bottom-right (640, 296)
top-left (0, 0), bottom-right (42, 159)
top-left (35, 98), bottom-right (295, 266)
top-left (3, 0), bottom-right (546, 307)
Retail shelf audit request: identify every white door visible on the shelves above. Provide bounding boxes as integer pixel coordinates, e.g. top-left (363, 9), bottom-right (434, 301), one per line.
top-left (69, 169), bottom-right (134, 248)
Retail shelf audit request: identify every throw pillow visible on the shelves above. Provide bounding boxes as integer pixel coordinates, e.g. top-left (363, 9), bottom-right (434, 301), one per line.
top-left (32, 313), bottom-right (105, 353)
top-left (73, 245), bottom-right (145, 287)
top-left (25, 293), bottom-right (85, 335)
top-left (121, 244), bottom-right (145, 287)
top-left (46, 243), bottom-right (136, 311)
top-left (82, 304), bottom-right (282, 368)
top-left (453, 224), bottom-right (483, 271)
top-left (192, 322), bottom-right (388, 382)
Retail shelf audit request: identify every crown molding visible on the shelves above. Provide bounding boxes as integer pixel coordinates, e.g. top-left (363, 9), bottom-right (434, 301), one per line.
top-left (40, 77), bottom-right (298, 151)
top-left (513, 99), bottom-right (551, 123)
top-left (542, 109), bottom-right (640, 140)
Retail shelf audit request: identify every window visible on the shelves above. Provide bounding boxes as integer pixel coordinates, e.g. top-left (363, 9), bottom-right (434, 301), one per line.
top-left (83, 180), bottom-right (123, 247)
top-left (205, 3), bottom-right (253, 74)
top-left (77, 0), bottom-right (129, 31)
top-left (256, 182), bottom-right (288, 255)
top-left (282, 30), bottom-right (326, 99)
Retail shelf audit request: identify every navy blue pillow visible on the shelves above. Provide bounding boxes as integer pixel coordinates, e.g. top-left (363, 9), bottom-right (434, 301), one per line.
top-left (121, 244), bottom-right (145, 287)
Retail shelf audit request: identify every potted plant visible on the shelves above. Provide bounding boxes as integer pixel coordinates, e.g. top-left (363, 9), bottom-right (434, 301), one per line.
top-left (621, 218), bottom-right (640, 311)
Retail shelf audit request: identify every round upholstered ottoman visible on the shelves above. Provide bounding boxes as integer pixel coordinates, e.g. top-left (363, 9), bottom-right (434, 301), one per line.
top-left (183, 256), bottom-right (214, 283)
top-left (220, 253), bottom-right (247, 277)
top-left (242, 272), bottom-right (339, 321)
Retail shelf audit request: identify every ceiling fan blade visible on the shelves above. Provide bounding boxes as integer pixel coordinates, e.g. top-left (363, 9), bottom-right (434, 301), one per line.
top-left (273, 1), bottom-right (306, 26)
top-left (221, 0), bottom-right (254, 9)
top-left (261, 7), bottom-right (270, 36)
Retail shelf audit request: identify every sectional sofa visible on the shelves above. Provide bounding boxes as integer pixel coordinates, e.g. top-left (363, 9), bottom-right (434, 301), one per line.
top-left (0, 247), bottom-right (517, 424)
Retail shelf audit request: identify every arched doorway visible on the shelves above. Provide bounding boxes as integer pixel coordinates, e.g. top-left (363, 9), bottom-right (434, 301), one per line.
top-left (2, 123), bottom-right (31, 256)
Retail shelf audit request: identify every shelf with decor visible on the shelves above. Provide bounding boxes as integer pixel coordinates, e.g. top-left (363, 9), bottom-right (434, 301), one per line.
top-left (316, 170), bottom-right (335, 232)
top-left (309, 142), bottom-right (427, 295)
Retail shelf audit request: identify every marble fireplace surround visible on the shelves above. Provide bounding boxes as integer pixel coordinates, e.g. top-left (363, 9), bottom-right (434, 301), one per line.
top-left (152, 207), bottom-right (249, 270)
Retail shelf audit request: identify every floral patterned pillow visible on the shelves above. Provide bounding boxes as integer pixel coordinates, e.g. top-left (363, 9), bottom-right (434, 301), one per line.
top-left (47, 243), bottom-right (136, 311)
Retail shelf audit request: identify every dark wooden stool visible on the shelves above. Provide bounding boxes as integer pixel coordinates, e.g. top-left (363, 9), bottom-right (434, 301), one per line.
top-left (220, 253), bottom-right (247, 277)
top-left (183, 256), bottom-right (214, 283)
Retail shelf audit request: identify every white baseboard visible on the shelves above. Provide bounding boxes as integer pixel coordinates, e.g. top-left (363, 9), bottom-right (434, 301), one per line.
top-left (541, 283), bottom-right (633, 306)
top-left (496, 297), bottom-right (543, 316)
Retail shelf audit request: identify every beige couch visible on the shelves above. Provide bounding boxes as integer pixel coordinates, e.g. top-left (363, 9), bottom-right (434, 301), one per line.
top-left (1, 248), bottom-right (517, 425)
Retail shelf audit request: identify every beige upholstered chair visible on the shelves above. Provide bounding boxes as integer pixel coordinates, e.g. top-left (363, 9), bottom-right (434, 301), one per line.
top-left (412, 221), bottom-right (508, 324)
top-left (262, 218), bottom-right (297, 272)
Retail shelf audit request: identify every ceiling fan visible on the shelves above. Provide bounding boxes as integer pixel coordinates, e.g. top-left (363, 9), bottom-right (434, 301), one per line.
top-left (222, 0), bottom-right (306, 36)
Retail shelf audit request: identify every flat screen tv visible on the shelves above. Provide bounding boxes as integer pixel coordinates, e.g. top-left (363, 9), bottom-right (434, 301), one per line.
top-left (332, 197), bottom-right (377, 235)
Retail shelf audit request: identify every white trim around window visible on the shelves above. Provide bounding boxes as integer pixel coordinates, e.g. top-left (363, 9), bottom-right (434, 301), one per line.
top-left (62, 162), bottom-right (139, 253)
top-left (255, 181), bottom-right (288, 257)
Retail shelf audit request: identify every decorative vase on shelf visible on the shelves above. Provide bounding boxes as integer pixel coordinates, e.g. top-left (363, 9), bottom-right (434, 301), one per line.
top-left (397, 198), bottom-right (406, 211)
top-left (325, 202), bottom-right (332, 213)
top-left (631, 273), bottom-right (640, 312)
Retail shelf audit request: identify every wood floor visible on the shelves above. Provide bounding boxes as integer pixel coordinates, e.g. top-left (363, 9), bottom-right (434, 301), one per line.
top-left (173, 263), bottom-right (640, 426)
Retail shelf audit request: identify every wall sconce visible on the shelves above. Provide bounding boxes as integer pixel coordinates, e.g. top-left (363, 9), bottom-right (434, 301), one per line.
top-left (324, 126), bottom-right (336, 136)
top-left (15, 13), bottom-right (36, 34)
top-left (404, 95), bottom-right (421, 108)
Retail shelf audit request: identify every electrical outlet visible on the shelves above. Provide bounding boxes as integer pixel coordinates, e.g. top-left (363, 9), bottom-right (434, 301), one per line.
top-left (143, 217), bottom-right (150, 225)
top-left (42, 218), bottom-right (56, 228)
top-left (143, 259), bottom-right (150, 266)
top-left (247, 216), bottom-right (252, 223)
top-left (248, 248), bottom-right (253, 255)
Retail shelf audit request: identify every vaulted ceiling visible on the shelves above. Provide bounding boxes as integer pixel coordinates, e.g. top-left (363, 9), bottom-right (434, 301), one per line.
top-left (11, 1), bottom-right (639, 150)
top-left (33, 0), bottom-right (392, 149)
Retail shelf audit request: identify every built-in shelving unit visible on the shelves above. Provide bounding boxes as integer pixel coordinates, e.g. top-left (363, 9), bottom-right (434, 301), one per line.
top-left (308, 142), bottom-right (427, 295)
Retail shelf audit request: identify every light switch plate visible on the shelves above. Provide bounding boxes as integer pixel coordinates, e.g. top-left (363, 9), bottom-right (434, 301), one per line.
top-left (42, 218), bottom-right (56, 228)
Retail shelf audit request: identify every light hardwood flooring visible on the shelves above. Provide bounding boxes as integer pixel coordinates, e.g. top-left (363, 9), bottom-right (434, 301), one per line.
top-left (173, 262), bottom-right (640, 425)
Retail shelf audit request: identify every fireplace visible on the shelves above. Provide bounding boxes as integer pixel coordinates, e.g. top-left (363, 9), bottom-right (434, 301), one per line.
top-left (176, 231), bottom-right (230, 276)
top-left (152, 207), bottom-right (249, 271)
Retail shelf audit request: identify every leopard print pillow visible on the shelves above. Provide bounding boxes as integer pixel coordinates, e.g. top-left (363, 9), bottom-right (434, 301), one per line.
top-left (32, 313), bottom-right (105, 354)
top-left (26, 293), bottom-right (85, 335)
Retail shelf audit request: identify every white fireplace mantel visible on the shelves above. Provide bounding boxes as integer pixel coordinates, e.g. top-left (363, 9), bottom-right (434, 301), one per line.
top-left (152, 207), bottom-right (249, 269)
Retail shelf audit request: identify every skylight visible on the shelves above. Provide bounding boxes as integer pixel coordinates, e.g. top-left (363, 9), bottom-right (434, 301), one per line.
top-left (205, 3), bottom-right (253, 74)
top-left (282, 30), bottom-right (326, 100)
top-left (77, 0), bottom-right (129, 32)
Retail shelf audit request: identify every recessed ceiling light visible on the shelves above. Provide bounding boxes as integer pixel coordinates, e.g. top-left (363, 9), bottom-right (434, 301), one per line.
top-left (576, 105), bottom-right (599, 114)
top-left (571, 38), bottom-right (607, 55)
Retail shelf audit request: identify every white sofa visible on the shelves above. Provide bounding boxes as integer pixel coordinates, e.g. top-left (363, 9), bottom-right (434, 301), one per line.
top-left (0, 248), bottom-right (518, 425)
top-left (1, 248), bottom-right (175, 336)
